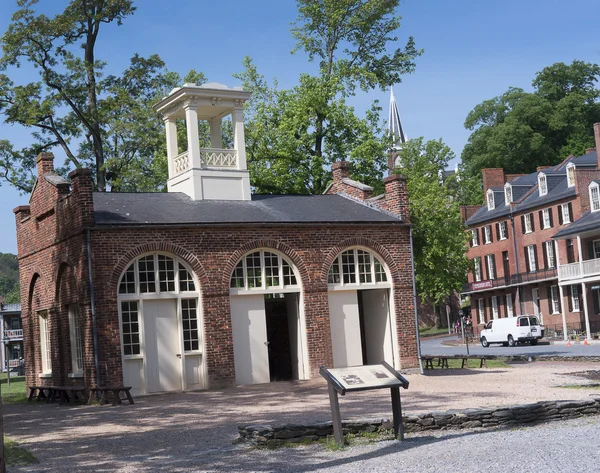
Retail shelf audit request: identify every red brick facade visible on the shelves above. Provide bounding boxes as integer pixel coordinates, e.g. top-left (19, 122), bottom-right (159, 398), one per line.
top-left (15, 155), bottom-right (418, 390)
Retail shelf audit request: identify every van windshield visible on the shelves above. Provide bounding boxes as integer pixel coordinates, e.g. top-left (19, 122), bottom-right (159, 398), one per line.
top-left (518, 317), bottom-right (530, 326)
top-left (529, 317), bottom-right (539, 326)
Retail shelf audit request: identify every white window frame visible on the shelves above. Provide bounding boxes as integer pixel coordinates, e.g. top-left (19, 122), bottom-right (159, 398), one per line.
top-left (327, 247), bottom-right (390, 290)
top-left (561, 203), bottom-right (571, 224)
top-left (524, 214), bottom-right (533, 233)
top-left (504, 183), bottom-right (512, 205)
top-left (506, 294), bottom-right (514, 318)
top-left (472, 229), bottom-right (479, 247)
top-left (478, 298), bottom-right (485, 324)
top-left (484, 226), bottom-right (492, 244)
top-left (571, 285), bottom-right (580, 312)
top-left (486, 254), bottom-right (496, 280)
top-left (487, 189), bottom-right (495, 210)
top-left (527, 245), bottom-right (537, 272)
top-left (538, 173), bottom-right (548, 196)
top-left (491, 296), bottom-right (499, 319)
top-left (550, 285), bottom-right (560, 314)
top-left (68, 304), bottom-right (83, 376)
top-left (566, 163), bottom-right (575, 188)
top-left (499, 221), bottom-right (508, 240)
top-left (231, 249), bottom-right (301, 294)
top-left (593, 240), bottom-right (600, 260)
top-left (474, 257), bottom-right (482, 282)
top-left (39, 311), bottom-right (51, 374)
top-left (545, 241), bottom-right (555, 269)
top-left (542, 209), bottom-right (551, 229)
top-left (591, 183), bottom-right (600, 212)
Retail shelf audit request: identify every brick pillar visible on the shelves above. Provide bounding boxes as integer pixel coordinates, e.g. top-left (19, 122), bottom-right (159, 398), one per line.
top-left (382, 174), bottom-right (410, 222)
top-left (481, 168), bottom-right (505, 197)
top-left (303, 290), bottom-right (334, 376)
top-left (68, 168), bottom-right (95, 227)
top-left (36, 152), bottom-right (55, 176)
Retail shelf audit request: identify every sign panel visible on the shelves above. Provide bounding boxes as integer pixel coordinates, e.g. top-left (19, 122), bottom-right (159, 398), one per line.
top-left (472, 280), bottom-right (493, 291)
top-left (321, 362), bottom-right (408, 394)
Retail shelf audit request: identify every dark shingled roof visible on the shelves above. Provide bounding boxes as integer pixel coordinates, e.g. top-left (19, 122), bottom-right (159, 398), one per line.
top-left (93, 192), bottom-right (403, 226)
top-left (554, 210), bottom-right (600, 238)
top-left (572, 150), bottom-right (598, 166)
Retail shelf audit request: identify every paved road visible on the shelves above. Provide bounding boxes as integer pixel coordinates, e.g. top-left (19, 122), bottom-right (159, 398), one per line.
top-left (420, 335), bottom-right (600, 357)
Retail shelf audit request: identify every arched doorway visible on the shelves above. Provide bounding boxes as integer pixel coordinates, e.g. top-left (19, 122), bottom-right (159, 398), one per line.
top-left (327, 247), bottom-right (397, 368)
top-left (229, 249), bottom-right (306, 385)
top-left (117, 253), bottom-right (204, 395)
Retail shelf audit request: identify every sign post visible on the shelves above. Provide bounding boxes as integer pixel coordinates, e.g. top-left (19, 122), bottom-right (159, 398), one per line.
top-left (320, 361), bottom-right (409, 445)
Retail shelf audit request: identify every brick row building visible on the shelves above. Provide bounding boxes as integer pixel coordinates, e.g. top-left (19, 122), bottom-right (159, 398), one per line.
top-left (462, 123), bottom-right (600, 339)
top-left (15, 82), bottom-right (418, 395)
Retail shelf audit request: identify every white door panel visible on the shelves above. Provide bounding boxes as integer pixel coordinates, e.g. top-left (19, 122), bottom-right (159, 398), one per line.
top-left (328, 291), bottom-right (363, 367)
top-left (361, 289), bottom-right (394, 365)
top-left (230, 295), bottom-right (270, 385)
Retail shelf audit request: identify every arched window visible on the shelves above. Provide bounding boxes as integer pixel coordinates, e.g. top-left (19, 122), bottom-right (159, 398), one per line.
top-left (328, 248), bottom-right (389, 286)
top-left (119, 254), bottom-right (196, 295)
top-left (230, 250), bottom-right (299, 292)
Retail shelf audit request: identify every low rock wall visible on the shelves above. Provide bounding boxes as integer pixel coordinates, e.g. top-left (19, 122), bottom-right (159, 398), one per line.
top-left (238, 397), bottom-right (600, 446)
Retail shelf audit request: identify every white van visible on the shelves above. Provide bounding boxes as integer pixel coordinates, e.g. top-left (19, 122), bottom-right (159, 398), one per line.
top-left (480, 316), bottom-right (544, 347)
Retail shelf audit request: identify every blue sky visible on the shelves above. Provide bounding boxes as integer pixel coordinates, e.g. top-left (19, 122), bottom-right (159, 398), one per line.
top-left (0, 0), bottom-right (599, 254)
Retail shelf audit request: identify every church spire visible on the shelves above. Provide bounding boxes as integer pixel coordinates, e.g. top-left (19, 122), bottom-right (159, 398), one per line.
top-left (388, 86), bottom-right (407, 149)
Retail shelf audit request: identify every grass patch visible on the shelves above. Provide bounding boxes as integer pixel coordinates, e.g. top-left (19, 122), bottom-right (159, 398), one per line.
top-left (556, 383), bottom-right (600, 389)
top-left (4, 437), bottom-right (38, 466)
top-left (419, 327), bottom-right (450, 337)
top-left (0, 373), bottom-right (28, 404)
top-left (442, 359), bottom-right (511, 369)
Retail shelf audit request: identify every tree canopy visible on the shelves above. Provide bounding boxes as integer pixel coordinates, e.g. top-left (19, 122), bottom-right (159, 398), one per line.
top-left (0, 252), bottom-right (19, 304)
top-left (394, 138), bottom-right (471, 306)
top-left (236, 0), bottom-right (422, 194)
top-left (462, 60), bottom-right (600, 177)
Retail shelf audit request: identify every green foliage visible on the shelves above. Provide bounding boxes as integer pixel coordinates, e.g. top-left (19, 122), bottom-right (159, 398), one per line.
top-left (236, 0), bottom-right (422, 195)
top-left (0, 373), bottom-right (27, 404)
top-left (462, 60), bottom-right (600, 177)
top-left (394, 139), bottom-right (471, 305)
top-left (4, 436), bottom-right (38, 466)
top-left (0, 252), bottom-right (19, 303)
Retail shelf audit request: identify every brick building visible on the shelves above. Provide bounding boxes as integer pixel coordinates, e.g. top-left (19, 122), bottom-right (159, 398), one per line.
top-left (15, 82), bottom-right (418, 395)
top-left (461, 123), bottom-right (600, 340)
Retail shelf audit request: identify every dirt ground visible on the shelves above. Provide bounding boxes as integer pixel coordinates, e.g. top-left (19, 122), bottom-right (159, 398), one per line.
top-left (4, 361), bottom-right (600, 472)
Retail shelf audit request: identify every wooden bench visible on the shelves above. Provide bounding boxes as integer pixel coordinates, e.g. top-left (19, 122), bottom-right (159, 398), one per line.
top-left (28, 386), bottom-right (89, 405)
top-left (88, 386), bottom-right (134, 406)
top-left (422, 356), bottom-right (449, 369)
top-left (422, 355), bottom-right (492, 370)
top-left (28, 385), bottom-right (54, 402)
top-left (455, 355), bottom-right (489, 368)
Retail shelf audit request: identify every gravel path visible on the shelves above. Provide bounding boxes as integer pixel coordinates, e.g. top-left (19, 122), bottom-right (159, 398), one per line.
top-left (5, 361), bottom-right (600, 472)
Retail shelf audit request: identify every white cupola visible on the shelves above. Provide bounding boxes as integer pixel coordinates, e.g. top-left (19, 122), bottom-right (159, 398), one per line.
top-left (154, 82), bottom-right (251, 201)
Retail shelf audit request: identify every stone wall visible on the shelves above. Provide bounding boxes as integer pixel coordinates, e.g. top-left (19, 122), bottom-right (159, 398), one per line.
top-left (238, 397), bottom-right (600, 446)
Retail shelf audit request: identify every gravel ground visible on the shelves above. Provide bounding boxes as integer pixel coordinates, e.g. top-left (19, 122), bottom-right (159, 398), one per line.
top-left (5, 361), bottom-right (600, 472)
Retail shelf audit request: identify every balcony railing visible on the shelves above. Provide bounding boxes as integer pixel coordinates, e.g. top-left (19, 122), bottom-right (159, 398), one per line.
top-left (4, 329), bottom-right (23, 339)
top-left (558, 257), bottom-right (600, 281)
top-left (462, 268), bottom-right (558, 294)
top-left (173, 148), bottom-right (238, 177)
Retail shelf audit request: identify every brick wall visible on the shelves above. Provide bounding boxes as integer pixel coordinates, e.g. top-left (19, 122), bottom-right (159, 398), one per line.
top-left (15, 156), bottom-right (418, 389)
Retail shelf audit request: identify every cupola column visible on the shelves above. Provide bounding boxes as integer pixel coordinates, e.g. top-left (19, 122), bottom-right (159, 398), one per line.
top-left (232, 106), bottom-right (247, 170)
top-left (209, 118), bottom-right (223, 149)
top-left (164, 117), bottom-right (178, 178)
top-left (185, 102), bottom-right (202, 168)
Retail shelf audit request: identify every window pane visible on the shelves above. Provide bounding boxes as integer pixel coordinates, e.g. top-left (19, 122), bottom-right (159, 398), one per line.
top-left (181, 299), bottom-right (200, 352)
top-left (179, 264), bottom-right (196, 292)
top-left (341, 250), bottom-right (356, 284)
top-left (119, 264), bottom-right (136, 294)
top-left (121, 301), bottom-right (141, 355)
top-left (264, 252), bottom-right (280, 287)
top-left (374, 258), bottom-right (387, 282)
top-left (328, 260), bottom-right (341, 284)
top-left (158, 255), bottom-right (176, 292)
top-left (357, 250), bottom-right (373, 283)
top-left (282, 260), bottom-right (297, 286)
top-left (138, 256), bottom-right (156, 293)
top-left (246, 252), bottom-right (262, 288)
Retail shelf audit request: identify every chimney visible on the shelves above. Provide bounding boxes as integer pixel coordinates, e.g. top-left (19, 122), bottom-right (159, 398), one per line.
top-left (36, 152), bottom-right (55, 176)
top-left (536, 166), bottom-right (552, 172)
top-left (68, 168), bottom-right (95, 227)
top-left (594, 123), bottom-right (600, 168)
top-left (382, 174), bottom-right (409, 222)
top-left (481, 168), bottom-right (505, 197)
top-left (332, 161), bottom-right (350, 184)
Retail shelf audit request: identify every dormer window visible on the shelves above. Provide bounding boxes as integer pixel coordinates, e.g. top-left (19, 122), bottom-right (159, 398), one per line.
top-left (567, 163), bottom-right (575, 188)
top-left (487, 189), bottom-right (495, 210)
top-left (590, 182), bottom-right (600, 212)
top-left (504, 183), bottom-right (512, 205)
top-left (538, 173), bottom-right (548, 196)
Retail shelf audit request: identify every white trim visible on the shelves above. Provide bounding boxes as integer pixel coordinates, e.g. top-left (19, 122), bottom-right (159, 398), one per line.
top-left (491, 296), bottom-right (499, 319)
top-left (499, 221), bottom-right (508, 240)
top-left (487, 189), bottom-right (495, 210)
top-left (590, 182), bottom-right (600, 212)
top-left (484, 226), bottom-right (492, 244)
top-left (542, 209), bottom-right (551, 229)
top-left (566, 163), bottom-right (575, 188)
top-left (472, 229), bottom-right (479, 247)
top-left (571, 284), bottom-right (580, 312)
top-left (561, 203), bottom-right (571, 224)
top-left (39, 310), bottom-right (51, 375)
top-left (68, 304), bottom-right (83, 376)
top-left (506, 293), bottom-right (514, 317)
top-left (545, 241), bottom-right (556, 269)
top-left (504, 183), bottom-right (512, 205)
top-left (327, 246), bottom-right (391, 289)
top-left (550, 285), bottom-right (560, 314)
top-left (478, 298), bottom-right (485, 324)
top-left (524, 214), bottom-right (533, 234)
top-left (538, 172), bottom-right (548, 196)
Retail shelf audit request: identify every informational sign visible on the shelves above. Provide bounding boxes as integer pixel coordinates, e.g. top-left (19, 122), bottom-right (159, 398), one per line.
top-left (320, 362), bottom-right (409, 445)
top-left (325, 365), bottom-right (407, 392)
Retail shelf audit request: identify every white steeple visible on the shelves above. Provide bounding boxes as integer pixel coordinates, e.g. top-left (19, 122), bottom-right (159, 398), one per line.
top-left (389, 86), bottom-right (407, 149)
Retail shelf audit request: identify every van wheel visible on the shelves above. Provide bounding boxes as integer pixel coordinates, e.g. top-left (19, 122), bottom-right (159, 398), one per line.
top-left (530, 339), bottom-right (538, 346)
top-left (507, 335), bottom-right (516, 347)
top-left (481, 337), bottom-right (489, 348)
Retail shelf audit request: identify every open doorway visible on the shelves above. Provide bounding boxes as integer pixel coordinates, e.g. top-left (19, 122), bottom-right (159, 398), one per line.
top-left (358, 289), bottom-right (394, 365)
top-left (264, 293), bottom-right (304, 381)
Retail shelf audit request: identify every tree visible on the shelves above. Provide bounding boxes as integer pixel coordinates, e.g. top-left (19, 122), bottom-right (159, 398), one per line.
top-left (0, 252), bottom-right (19, 304)
top-left (394, 138), bottom-right (471, 309)
top-left (236, 0), bottom-right (422, 194)
top-left (462, 61), bottom-right (600, 177)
